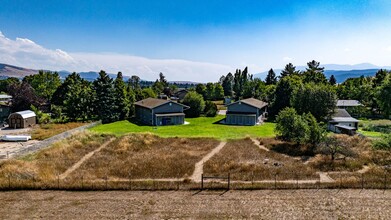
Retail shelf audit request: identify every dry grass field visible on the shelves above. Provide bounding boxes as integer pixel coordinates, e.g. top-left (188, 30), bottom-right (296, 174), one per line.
top-left (32, 122), bottom-right (88, 140)
top-left (0, 190), bottom-right (390, 219)
top-left (69, 133), bottom-right (219, 180)
top-left (203, 138), bottom-right (318, 180)
top-left (0, 132), bottom-right (113, 182)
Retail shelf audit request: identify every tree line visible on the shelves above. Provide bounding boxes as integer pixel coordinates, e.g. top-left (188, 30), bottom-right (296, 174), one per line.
top-left (1, 60), bottom-right (391, 124)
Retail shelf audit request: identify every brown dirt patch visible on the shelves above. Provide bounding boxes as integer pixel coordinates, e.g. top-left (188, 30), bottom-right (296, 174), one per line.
top-left (0, 190), bottom-right (389, 219)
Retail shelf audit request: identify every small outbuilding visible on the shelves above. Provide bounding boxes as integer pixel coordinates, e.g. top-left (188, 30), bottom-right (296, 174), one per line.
top-left (225, 98), bottom-right (268, 126)
top-left (328, 109), bottom-right (359, 135)
top-left (135, 98), bottom-right (190, 126)
top-left (8, 110), bottom-right (37, 129)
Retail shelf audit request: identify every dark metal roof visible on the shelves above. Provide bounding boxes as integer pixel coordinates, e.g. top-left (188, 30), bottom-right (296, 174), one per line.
top-left (135, 98), bottom-right (189, 110)
top-left (226, 98), bottom-right (268, 109)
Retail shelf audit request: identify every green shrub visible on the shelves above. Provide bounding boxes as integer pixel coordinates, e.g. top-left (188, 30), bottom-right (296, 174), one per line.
top-left (373, 134), bottom-right (391, 150)
top-left (204, 101), bottom-right (217, 117)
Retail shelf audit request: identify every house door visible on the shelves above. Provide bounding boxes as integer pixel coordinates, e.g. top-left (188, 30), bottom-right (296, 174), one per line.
top-left (162, 117), bottom-right (171, 125)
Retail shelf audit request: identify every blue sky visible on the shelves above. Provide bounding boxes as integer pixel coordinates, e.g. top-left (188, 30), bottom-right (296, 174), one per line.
top-left (1, 0), bottom-right (391, 81)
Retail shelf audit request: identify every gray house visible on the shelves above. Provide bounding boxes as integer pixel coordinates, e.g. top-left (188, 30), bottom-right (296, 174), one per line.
top-left (225, 98), bottom-right (268, 126)
top-left (328, 109), bottom-right (359, 135)
top-left (135, 98), bottom-right (189, 126)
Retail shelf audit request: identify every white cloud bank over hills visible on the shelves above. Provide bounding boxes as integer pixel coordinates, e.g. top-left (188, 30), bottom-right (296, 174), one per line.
top-left (0, 32), bottom-right (232, 82)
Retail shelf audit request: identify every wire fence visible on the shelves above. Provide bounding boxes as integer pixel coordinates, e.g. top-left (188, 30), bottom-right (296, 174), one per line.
top-left (0, 169), bottom-right (389, 191)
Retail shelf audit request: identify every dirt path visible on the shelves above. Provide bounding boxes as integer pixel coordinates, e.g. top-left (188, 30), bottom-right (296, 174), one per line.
top-left (250, 138), bottom-right (269, 151)
top-left (357, 165), bottom-right (370, 174)
top-left (318, 172), bottom-right (335, 183)
top-left (59, 138), bottom-right (115, 180)
top-left (190, 141), bottom-right (227, 182)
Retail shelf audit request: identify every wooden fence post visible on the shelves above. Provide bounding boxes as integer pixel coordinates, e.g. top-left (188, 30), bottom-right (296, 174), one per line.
top-left (201, 173), bottom-right (203, 190)
top-left (105, 176), bottom-right (108, 190)
top-left (81, 176), bottom-right (84, 189)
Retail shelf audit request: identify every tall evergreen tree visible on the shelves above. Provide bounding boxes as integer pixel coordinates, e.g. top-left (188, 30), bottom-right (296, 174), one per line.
top-left (302, 60), bottom-right (327, 84)
top-left (329, 75), bottom-right (337, 85)
top-left (94, 70), bottom-right (118, 124)
top-left (114, 72), bottom-right (130, 120)
top-left (280, 63), bottom-right (300, 78)
top-left (222, 72), bottom-right (234, 97)
top-left (265, 68), bottom-right (277, 85)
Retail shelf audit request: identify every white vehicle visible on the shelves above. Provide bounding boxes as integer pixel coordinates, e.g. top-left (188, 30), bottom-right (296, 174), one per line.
top-left (1, 135), bottom-right (31, 142)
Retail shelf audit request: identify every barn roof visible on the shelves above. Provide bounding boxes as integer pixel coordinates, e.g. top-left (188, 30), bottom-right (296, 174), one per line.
top-left (226, 98), bottom-right (268, 109)
top-left (329, 109), bottom-right (359, 123)
top-left (9, 110), bottom-right (36, 119)
top-left (135, 98), bottom-right (189, 110)
top-left (336, 100), bottom-right (362, 107)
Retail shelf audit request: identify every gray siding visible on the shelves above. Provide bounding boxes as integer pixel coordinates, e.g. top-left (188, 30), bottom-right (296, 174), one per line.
top-left (226, 114), bottom-right (256, 126)
top-left (156, 115), bottom-right (185, 126)
top-left (135, 106), bottom-right (153, 125)
top-left (227, 102), bottom-right (258, 114)
top-left (154, 102), bottom-right (184, 114)
top-left (136, 102), bottom-right (186, 126)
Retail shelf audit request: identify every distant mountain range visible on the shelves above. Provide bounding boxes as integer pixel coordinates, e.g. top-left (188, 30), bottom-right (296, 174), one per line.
top-left (0, 62), bottom-right (389, 83)
top-left (253, 63), bottom-right (391, 83)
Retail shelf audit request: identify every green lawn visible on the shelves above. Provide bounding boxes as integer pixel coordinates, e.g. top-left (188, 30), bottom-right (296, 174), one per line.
top-left (90, 115), bottom-right (276, 140)
top-left (357, 129), bottom-right (383, 138)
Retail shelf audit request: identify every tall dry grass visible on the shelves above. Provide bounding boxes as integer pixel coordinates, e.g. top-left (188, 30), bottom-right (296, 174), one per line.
top-left (0, 132), bottom-right (113, 181)
top-left (70, 133), bottom-right (219, 180)
top-left (203, 138), bottom-right (317, 180)
top-left (32, 122), bottom-right (88, 140)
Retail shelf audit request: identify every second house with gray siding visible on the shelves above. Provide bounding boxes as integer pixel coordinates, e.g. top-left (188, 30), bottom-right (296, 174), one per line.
top-left (225, 98), bottom-right (268, 126)
top-left (135, 98), bottom-right (190, 126)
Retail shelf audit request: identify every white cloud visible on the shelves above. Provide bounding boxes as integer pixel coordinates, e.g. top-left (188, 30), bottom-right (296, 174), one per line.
top-left (0, 32), bottom-right (232, 82)
top-left (283, 56), bottom-right (293, 62)
top-left (385, 46), bottom-right (391, 52)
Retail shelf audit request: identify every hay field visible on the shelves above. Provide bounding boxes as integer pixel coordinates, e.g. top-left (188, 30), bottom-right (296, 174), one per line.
top-left (69, 133), bottom-right (219, 180)
top-left (203, 138), bottom-right (318, 180)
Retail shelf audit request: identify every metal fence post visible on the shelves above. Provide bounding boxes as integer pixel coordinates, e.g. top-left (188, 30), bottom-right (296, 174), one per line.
top-left (202, 174), bottom-right (204, 190)
top-left (128, 172), bottom-right (132, 190)
top-left (384, 173), bottom-right (387, 191)
top-left (274, 173), bottom-right (277, 190)
top-left (361, 173), bottom-right (364, 190)
top-left (228, 173), bottom-right (230, 190)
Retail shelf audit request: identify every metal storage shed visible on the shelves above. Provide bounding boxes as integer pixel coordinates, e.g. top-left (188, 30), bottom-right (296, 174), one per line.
top-left (8, 110), bottom-right (36, 129)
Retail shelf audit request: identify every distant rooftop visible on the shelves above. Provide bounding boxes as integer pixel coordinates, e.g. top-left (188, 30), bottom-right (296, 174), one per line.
top-left (226, 98), bottom-right (268, 109)
top-left (337, 100), bottom-right (362, 107)
top-left (330, 109), bottom-right (359, 123)
top-left (0, 94), bottom-right (12, 100)
top-left (10, 110), bottom-right (36, 119)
